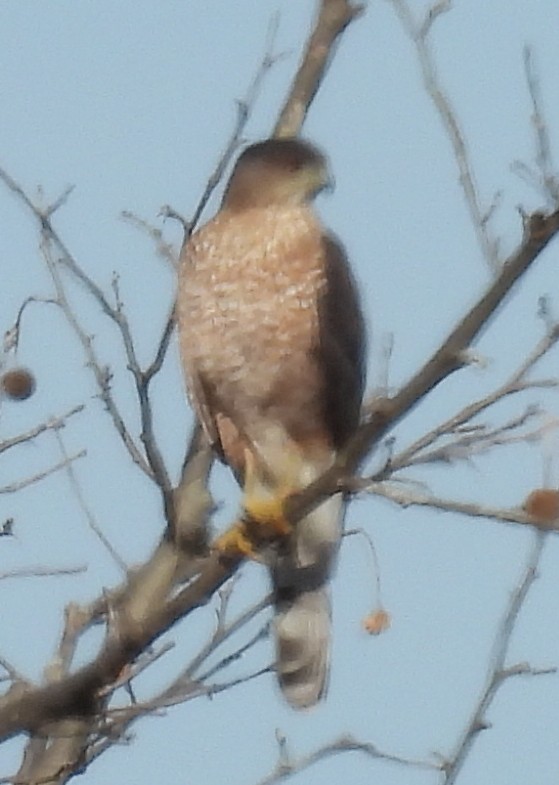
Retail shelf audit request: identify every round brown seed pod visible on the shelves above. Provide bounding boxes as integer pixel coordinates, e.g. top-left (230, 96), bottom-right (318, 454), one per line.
top-left (523, 488), bottom-right (559, 524)
top-left (0, 368), bottom-right (36, 401)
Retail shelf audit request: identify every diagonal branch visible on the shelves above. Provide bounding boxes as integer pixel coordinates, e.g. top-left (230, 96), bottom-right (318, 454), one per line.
top-left (286, 208), bottom-right (559, 522)
top-left (274, 0), bottom-right (365, 138)
top-left (359, 482), bottom-right (559, 533)
top-left (389, 0), bottom-right (500, 272)
top-left (442, 532), bottom-right (550, 784)
top-left (1, 207), bottom-right (557, 746)
top-left (0, 565), bottom-right (86, 582)
top-left (38, 234), bottom-right (154, 479)
top-left (0, 4), bottom-right (367, 760)
top-left (0, 405), bottom-right (83, 456)
top-left (54, 429), bottom-right (127, 574)
top-left (390, 320), bottom-right (559, 472)
top-left (513, 47), bottom-right (559, 205)
top-left (0, 451), bottom-right (86, 495)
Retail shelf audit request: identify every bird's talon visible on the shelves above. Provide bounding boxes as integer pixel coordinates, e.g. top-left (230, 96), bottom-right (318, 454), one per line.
top-left (243, 495), bottom-right (292, 540)
top-left (214, 522), bottom-right (258, 559)
top-left (241, 446), bottom-right (293, 541)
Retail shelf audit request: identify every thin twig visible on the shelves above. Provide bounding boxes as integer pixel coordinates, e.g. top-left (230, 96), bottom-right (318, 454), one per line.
top-left (158, 593), bottom-right (271, 702)
top-left (120, 211), bottom-right (178, 268)
top-left (389, 0), bottom-right (500, 272)
top-left (0, 565), bottom-right (86, 582)
top-left (187, 12), bottom-right (286, 231)
top-left (0, 451), bottom-right (86, 494)
top-left (1, 172), bottom-right (172, 492)
top-left (287, 208), bottom-right (559, 523)
top-left (513, 47), bottom-right (559, 205)
top-left (0, 405), bottom-right (84, 456)
top-left (53, 429), bottom-right (127, 574)
top-left (389, 321), bottom-right (559, 472)
top-left (357, 481), bottom-right (559, 533)
top-left (398, 404), bottom-right (553, 469)
top-left (0, 656), bottom-right (26, 683)
top-left (442, 532), bottom-right (549, 783)
top-left (3, 296), bottom-right (58, 355)
top-left (198, 623), bottom-right (269, 682)
top-left (56, 243), bottom-right (172, 495)
top-left (1, 207), bottom-right (558, 746)
top-left (39, 234), bottom-right (153, 478)
top-left (344, 527), bottom-right (385, 611)
top-left (254, 733), bottom-right (438, 785)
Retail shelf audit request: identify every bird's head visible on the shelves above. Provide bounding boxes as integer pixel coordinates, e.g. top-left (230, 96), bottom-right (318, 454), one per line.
top-left (221, 138), bottom-right (333, 210)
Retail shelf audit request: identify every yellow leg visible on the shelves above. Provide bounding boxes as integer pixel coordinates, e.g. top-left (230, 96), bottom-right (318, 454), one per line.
top-left (213, 520), bottom-right (257, 558)
top-left (242, 448), bottom-right (292, 539)
top-left (213, 448), bottom-right (294, 560)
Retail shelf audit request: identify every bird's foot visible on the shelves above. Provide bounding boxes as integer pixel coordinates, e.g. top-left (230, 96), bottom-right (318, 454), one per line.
top-left (243, 491), bottom-right (292, 539)
top-left (214, 448), bottom-right (294, 560)
top-left (213, 521), bottom-right (260, 559)
top-left (242, 447), bottom-right (293, 542)
top-left (213, 495), bottom-right (292, 561)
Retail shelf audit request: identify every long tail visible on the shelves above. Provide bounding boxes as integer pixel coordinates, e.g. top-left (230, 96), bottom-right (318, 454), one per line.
top-left (272, 493), bottom-right (343, 709)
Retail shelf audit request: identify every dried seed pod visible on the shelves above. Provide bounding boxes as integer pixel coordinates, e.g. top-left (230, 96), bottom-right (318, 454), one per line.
top-left (523, 488), bottom-right (559, 523)
top-left (0, 368), bottom-right (36, 401)
top-left (362, 608), bottom-right (391, 635)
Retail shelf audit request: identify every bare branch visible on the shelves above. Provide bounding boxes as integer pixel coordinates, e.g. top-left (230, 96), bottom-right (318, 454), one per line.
top-left (120, 211), bottom-right (178, 268)
top-left (186, 14), bottom-right (287, 232)
top-left (54, 240), bottom-right (172, 495)
top-left (37, 234), bottom-right (153, 478)
top-left (389, 0), bottom-right (500, 272)
top-left (3, 5), bottom-right (557, 784)
top-left (254, 733), bottom-right (438, 785)
top-left (3, 296), bottom-right (58, 355)
top-left (143, 303), bottom-right (176, 384)
top-left (397, 404), bottom-right (553, 469)
top-left (155, 593), bottom-right (271, 702)
top-left (14, 718), bottom-right (90, 785)
top-left (442, 533), bottom-right (550, 783)
top-left (0, 565), bottom-right (86, 583)
top-left (287, 208), bottom-right (559, 523)
top-left (93, 664), bottom-right (272, 754)
top-left (0, 172), bottom-right (173, 492)
top-left (274, 0), bottom-right (365, 138)
top-left (170, 417), bottom-right (211, 529)
top-left (53, 429), bottom-right (127, 574)
top-left (97, 641), bottom-right (175, 699)
top-left (54, 602), bottom-right (106, 678)
top-left (3, 205), bottom-right (555, 745)
top-left (0, 405), bottom-right (83, 456)
top-left (519, 47), bottom-right (559, 205)
top-left (0, 543), bottom-right (240, 741)
top-left (389, 320), bottom-right (559, 472)
top-left (0, 451), bottom-right (86, 495)
top-left (197, 621), bottom-right (269, 683)
top-left (358, 481), bottom-right (559, 533)
top-left (0, 656), bottom-right (25, 684)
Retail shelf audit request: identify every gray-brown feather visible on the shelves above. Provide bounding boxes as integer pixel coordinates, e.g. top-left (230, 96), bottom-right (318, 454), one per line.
top-left (273, 233), bottom-right (365, 708)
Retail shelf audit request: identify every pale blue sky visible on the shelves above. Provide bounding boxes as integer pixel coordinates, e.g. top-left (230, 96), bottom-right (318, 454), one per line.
top-left (1, 2), bottom-right (559, 784)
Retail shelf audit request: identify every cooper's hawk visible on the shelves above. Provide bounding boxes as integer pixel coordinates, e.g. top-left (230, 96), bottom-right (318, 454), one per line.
top-left (178, 138), bottom-right (365, 708)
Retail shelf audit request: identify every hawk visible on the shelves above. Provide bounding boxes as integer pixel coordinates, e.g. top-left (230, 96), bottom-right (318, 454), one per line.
top-left (178, 138), bottom-right (365, 708)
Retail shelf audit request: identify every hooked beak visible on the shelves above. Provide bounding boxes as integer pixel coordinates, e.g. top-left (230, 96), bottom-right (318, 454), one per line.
top-left (322, 172), bottom-right (336, 195)
top-left (315, 163), bottom-right (335, 196)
